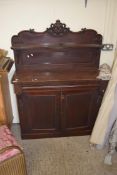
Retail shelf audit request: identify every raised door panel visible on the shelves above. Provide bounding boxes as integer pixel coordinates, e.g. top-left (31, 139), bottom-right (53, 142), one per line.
top-left (17, 88), bottom-right (61, 138)
top-left (61, 86), bottom-right (100, 135)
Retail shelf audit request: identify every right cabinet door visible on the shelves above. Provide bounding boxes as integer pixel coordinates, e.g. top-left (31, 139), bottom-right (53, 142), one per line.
top-left (61, 85), bottom-right (102, 136)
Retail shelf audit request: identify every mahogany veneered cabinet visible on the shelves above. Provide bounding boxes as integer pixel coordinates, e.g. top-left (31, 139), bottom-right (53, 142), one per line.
top-left (11, 20), bottom-right (108, 139)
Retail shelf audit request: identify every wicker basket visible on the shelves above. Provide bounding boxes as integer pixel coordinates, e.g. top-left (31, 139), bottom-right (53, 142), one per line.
top-left (0, 146), bottom-right (27, 175)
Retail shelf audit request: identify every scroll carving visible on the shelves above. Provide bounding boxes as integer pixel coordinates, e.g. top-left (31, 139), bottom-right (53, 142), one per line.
top-left (11, 20), bottom-right (102, 48)
top-left (46, 20), bottom-right (70, 36)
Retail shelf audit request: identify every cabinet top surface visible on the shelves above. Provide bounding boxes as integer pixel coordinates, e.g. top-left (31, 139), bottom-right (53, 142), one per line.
top-left (12, 69), bottom-right (101, 85)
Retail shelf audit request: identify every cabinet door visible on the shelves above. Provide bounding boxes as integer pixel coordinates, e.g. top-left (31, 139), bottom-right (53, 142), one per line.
top-left (61, 85), bottom-right (101, 135)
top-left (17, 88), bottom-right (61, 138)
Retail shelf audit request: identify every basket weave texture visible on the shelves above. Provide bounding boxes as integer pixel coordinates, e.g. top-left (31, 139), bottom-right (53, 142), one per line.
top-left (0, 125), bottom-right (27, 175)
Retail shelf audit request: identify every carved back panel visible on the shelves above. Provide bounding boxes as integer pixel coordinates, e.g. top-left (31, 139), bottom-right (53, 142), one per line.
top-left (11, 20), bottom-right (102, 72)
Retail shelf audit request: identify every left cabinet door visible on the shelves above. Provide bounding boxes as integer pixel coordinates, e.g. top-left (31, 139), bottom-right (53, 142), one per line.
top-left (17, 87), bottom-right (61, 139)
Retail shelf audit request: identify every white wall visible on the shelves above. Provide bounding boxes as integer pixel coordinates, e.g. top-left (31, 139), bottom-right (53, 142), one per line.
top-left (0, 0), bottom-right (117, 123)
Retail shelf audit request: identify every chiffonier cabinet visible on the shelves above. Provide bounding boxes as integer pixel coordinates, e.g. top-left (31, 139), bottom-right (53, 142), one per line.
top-left (11, 20), bottom-right (108, 139)
top-left (0, 57), bottom-right (13, 127)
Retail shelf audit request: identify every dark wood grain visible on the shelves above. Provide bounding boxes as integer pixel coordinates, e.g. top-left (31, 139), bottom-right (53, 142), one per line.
top-left (11, 20), bottom-right (102, 72)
